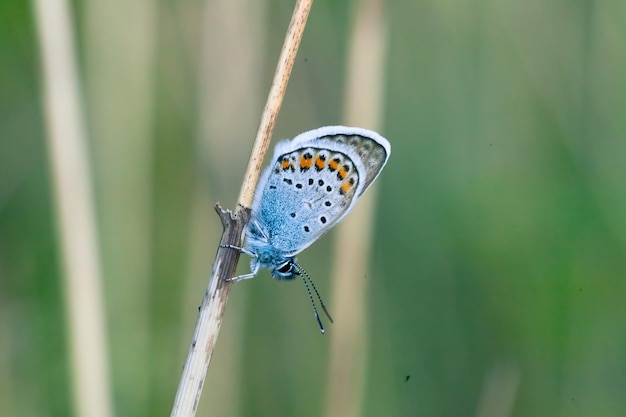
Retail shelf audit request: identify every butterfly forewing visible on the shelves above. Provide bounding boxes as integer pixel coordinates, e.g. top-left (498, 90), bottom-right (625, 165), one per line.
top-left (288, 126), bottom-right (390, 194)
top-left (248, 126), bottom-right (391, 258)
top-left (256, 145), bottom-right (360, 255)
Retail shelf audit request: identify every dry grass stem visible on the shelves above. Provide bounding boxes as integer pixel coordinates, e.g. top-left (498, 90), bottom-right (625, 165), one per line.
top-left (170, 1), bottom-right (314, 416)
top-left (237, 0), bottom-right (313, 207)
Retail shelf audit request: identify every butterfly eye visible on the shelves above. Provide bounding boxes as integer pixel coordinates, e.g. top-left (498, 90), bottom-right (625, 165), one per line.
top-left (277, 262), bottom-right (293, 274)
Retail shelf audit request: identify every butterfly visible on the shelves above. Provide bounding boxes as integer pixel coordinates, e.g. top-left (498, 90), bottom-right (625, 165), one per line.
top-left (226, 126), bottom-right (390, 332)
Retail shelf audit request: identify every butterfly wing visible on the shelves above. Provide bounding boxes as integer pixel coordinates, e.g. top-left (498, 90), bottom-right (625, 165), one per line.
top-left (287, 126), bottom-right (391, 194)
top-left (249, 126), bottom-right (390, 257)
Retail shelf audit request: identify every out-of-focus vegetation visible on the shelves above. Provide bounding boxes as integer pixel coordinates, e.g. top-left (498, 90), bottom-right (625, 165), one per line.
top-left (1, 1), bottom-right (625, 416)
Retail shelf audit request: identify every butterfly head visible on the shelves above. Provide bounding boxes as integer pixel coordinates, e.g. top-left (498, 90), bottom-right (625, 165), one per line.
top-left (271, 258), bottom-right (300, 280)
top-left (249, 250), bottom-right (299, 281)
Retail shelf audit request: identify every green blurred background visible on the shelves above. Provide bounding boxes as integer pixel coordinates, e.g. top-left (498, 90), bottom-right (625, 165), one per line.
top-left (1, 0), bottom-right (626, 416)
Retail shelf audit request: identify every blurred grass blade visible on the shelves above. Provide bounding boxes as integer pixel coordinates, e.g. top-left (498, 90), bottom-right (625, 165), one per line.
top-left (33, 1), bottom-right (113, 417)
top-left (324, 0), bottom-right (388, 416)
top-left (475, 361), bottom-right (521, 417)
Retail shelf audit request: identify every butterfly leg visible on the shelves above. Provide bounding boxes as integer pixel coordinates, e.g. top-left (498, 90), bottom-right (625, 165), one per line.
top-left (226, 272), bottom-right (257, 283)
top-left (220, 244), bottom-right (256, 257)
top-left (220, 244), bottom-right (259, 283)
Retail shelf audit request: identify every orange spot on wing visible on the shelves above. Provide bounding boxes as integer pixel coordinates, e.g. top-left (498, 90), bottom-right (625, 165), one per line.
top-left (337, 166), bottom-right (348, 180)
top-left (315, 157), bottom-right (326, 170)
top-left (340, 180), bottom-right (354, 195)
top-left (300, 155), bottom-right (312, 170)
top-left (328, 159), bottom-right (339, 171)
top-left (282, 159), bottom-right (290, 170)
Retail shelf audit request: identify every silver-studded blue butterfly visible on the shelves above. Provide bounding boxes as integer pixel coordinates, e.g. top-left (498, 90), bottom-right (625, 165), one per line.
top-left (227, 126), bottom-right (391, 333)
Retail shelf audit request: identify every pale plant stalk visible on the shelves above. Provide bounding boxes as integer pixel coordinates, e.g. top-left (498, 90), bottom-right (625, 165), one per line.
top-left (475, 361), bottom-right (521, 417)
top-left (324, 0), bottom-right (388, 416)
top-left (181, 0), bottom-right (265, 415)
top-left (33, 1), bottom-right (113, 417)
top-left (169, 1), bottom-right (314, 416)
